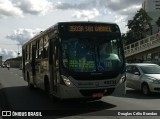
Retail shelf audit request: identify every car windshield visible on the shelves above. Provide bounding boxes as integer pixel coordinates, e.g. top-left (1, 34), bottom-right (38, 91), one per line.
top-left (62, 37), bottom-right (124, 72)
top-left (140, 65), bottom-right (160, 74)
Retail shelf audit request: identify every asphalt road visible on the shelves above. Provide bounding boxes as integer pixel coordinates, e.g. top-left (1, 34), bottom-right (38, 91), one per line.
top-left (0, 67), bottom-right (160, 119)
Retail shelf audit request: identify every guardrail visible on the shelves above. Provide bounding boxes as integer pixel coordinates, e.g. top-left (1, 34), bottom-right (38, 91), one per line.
top-left (124, 32), bottom-right (160, 57)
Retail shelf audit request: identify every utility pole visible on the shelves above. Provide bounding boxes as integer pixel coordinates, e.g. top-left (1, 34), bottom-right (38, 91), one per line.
top-left (0, 56), bottom-right (2, 66)
top-left (17, 44), bottom-right (20, 57)
top-left (17, 34), bottom-right (23, 57)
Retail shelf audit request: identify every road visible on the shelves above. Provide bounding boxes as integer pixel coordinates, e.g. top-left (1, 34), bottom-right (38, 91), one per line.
top-left (0, 67), bottom-right (160, 119)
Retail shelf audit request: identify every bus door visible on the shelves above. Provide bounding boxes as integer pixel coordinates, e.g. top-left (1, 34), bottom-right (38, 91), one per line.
top-left (49, 39), bottom-right (60, 92)
top-left (31, 45), bottom-right (36, 85)
top-left (22, 48), bottom-right (25, 78)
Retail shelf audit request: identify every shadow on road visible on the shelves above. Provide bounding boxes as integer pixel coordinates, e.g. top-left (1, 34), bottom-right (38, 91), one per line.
top-left (0, 86), bottom-right (117, 117)
top-left (113, 88), bottom-right (160, 99)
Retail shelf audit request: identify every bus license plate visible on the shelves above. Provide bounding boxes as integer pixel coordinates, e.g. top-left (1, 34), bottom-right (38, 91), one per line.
top-left (92, 93), bottom-right (103, 97)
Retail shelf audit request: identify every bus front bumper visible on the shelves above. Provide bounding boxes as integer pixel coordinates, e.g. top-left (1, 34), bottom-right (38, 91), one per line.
top-left (57, 85), bottom-right (116, 99)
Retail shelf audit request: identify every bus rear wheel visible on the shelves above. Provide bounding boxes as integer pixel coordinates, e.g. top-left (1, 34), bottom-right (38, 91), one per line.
top-left (27, 73), bottom-right (34, 90)
top-left (28, 82), bottom-right (34, 89)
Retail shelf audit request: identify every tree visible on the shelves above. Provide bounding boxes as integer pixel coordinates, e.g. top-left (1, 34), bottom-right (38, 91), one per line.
top-left (156, 16), bottom-right (160, 31)
top-left (122, 31), bottom-right (136, 45)
top-left (124, 8), bottom-right (152, 45)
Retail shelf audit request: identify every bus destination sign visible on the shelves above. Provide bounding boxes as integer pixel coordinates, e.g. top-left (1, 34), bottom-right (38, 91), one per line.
top-left (69, 25), bottom-right (112, 32)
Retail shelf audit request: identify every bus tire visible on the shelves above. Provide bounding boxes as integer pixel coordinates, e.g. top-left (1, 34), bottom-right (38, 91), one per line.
top-left (27, 72), bottom-right (34, 90)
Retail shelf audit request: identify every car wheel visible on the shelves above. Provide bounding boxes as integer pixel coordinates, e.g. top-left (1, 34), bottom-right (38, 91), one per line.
top-left (142, 84), bottom-right (150, 95)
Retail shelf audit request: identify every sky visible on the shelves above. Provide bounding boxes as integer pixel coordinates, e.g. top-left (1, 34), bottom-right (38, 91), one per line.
top-left (0, 0), bottom-right (144, 60)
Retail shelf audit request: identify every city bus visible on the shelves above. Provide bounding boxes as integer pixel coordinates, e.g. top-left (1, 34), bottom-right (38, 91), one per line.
top-left (22, 21), bottom-right (126, 100)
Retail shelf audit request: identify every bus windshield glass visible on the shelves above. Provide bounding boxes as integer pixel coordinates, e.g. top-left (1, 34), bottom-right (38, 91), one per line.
top-left (62, 36), bottom-right (124, 73)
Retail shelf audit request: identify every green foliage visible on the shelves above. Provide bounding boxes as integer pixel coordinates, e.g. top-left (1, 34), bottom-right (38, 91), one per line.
top-left (124, 8), bottom-right (152, 45)
top-left (122, 31), bottom-right (136, 45)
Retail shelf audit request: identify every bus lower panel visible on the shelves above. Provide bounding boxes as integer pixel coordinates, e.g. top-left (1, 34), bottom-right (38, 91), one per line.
top-left (79, 88), bottom-right (115, 97)
top-left (58, 85), bottom-right (116, 99)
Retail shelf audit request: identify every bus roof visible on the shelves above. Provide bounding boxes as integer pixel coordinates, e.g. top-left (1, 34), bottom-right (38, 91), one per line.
top-left (22, 21), bottom-right (119, 46)
top-left (58, 21), bottom-right (118, 25)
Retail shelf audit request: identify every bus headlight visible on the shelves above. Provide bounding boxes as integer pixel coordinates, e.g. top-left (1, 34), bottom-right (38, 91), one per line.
top-left (119, 75), bottom-right (126, 84)
top-left (61, 75), bottom-right (74, 86)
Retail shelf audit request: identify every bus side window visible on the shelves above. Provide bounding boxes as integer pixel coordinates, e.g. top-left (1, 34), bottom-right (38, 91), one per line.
top-left (36, 40), bottom-right (39, 59)
top-left (39, 38), bottom-right (43, 59)
top-left (26, 44), bottom-right (30, 60)
top-left (44, 36), bottom-right (49, 58)
top-left (43, 47), bottom-right (48, 58)
top-left (25, 46), bottom-right (28, 60)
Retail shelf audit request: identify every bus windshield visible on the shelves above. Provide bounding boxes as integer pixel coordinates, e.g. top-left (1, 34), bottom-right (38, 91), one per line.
top-left (62, 36), bottom-right (124, 72)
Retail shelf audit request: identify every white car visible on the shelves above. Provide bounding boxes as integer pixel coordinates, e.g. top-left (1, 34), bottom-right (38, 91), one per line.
top-left (126, 63), bottom-right (160, 95)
